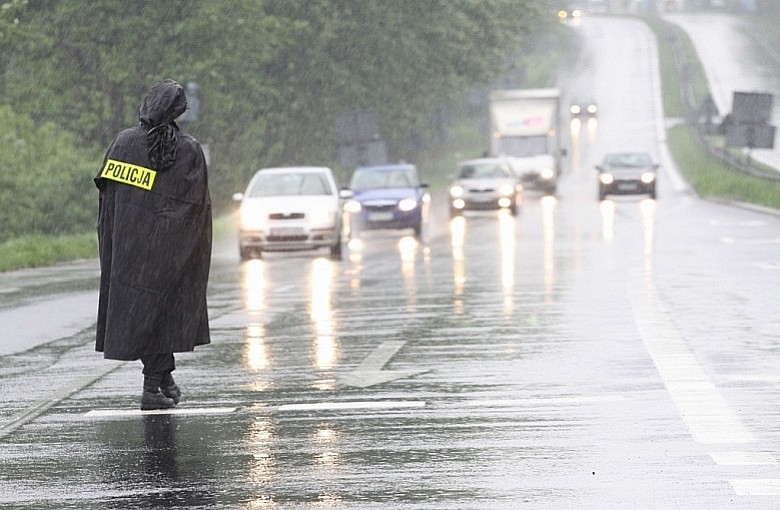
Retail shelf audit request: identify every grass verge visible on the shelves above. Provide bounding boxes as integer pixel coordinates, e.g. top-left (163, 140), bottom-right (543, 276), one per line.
top-left (0, 214), bottom-right (238, 273)
top-left (0, 233), bottom-right (98, 272)
top-left (669, 124), bottom-right (780, 209)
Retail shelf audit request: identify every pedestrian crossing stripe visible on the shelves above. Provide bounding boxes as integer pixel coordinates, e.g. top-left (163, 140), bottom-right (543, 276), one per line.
top-left (85, 407), bottom-right (237, 418)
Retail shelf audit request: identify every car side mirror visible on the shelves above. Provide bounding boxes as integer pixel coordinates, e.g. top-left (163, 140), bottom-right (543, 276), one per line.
top-left (232, 192), bottom-right (244, 202)
top-left (339, 189), bottom-right (354, 199)
top-left (595, 166), bottom-right (602, 172)
top-left (420, 183), bottom-right (429, 188)
top-left (653, 164), bottom-right (660, 170)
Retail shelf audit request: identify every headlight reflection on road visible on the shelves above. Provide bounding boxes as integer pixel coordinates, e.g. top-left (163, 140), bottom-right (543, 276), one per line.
top-left (244, 323), bottom-right (269, 372)
top-left (242, 259), bottom-right (274, 384)
top-left (570, 118), bottom-right (581, 172)
top-left (450, 216), bottom-right (466, 315)
top-left (243, 259), bottom-right (267, 313)
top-left (498, 209), bottom-right (515, 318)
top-left (640, 198), bottom-right (656, 278)
top-left (312, 424), bottom-right (343, 505)
top-left (600, 199), bottom-right (615, 242)
top-left (313, 425), bottom-right (341, 466)
top-left (247, 419), bottom-right (278, 495)
top-left (346, 238), bottom-right (364, 291)
top-left (541, 195), bottom-right (557, 303)
top-left (309, 258), bottom-right (338, 376)
top-left (399, 236), bottom-right (418, 311)
top-left (587, 117), bottom-right (598, 142)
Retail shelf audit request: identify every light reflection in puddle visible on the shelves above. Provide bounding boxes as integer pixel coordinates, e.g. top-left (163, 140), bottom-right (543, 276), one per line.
top-left (309, 258), bottom-right (338, 373)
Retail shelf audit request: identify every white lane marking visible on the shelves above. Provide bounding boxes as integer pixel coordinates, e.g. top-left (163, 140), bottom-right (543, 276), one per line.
top-left (84, 407), bottom-right (237, 418)
top-left (726, 374), bottom-right (780, 383)
top-left (630, 271), bottom-right (754, 444)
top-left (466, 395), bottom-right (625, 407)
top-left (754, 262), bottom-right (780, 270)
top-left (711, 452), bottom-right (777, 465)
top-left (721, 237), bottom-right (780, 245)
top-left (709, 220), bottom-right (766, 227)
top-left (277, 401), bottom-right (426, 412)
top-left (730, 479), bottom-right (780, 496)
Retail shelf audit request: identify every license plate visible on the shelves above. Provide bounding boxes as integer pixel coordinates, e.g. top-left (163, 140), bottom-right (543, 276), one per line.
top-left (617, 182), bottom-right (638, 191)
top-left (368, 212), bottom-right (394, 222)
top-left (270, 227), bottom-right (304, 236)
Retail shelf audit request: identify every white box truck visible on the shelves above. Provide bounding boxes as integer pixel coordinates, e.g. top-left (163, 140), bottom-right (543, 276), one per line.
top-left (489, 88), bottom-right (565, 194)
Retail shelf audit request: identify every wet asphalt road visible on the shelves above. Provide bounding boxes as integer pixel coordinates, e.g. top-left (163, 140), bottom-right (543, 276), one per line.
top-left (1, 14), bottom-right (780, 510)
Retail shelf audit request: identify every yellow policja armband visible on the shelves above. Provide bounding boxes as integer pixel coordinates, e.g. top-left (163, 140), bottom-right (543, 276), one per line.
top-left (100, 159), bottom-right (157, 191)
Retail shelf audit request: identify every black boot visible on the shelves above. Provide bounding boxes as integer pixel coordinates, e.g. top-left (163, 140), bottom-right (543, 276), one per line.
top-left (141, 374), bottom-right (175, 410)
top-left (160, 373), bottom-right (182, 405)
top-left (141, 388), bottom-right (176, 410)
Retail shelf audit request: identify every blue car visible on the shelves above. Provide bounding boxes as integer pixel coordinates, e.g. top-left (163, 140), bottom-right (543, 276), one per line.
top-left (344, 163), bottom-right (430, 237)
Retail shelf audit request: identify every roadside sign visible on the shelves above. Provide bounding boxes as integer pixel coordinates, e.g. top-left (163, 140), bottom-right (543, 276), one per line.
top-left (731, 91), bottom-right (773, 124)
top-left (725, 123), bottom-right (775, 149)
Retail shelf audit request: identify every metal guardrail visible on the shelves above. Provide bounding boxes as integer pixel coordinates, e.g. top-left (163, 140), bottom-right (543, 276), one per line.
top-left (665, 22), bottom-right (780, 183)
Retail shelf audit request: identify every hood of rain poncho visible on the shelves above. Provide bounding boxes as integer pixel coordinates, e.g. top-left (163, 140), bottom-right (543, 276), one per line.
top-left (139, 79), bottom-right (187, 171)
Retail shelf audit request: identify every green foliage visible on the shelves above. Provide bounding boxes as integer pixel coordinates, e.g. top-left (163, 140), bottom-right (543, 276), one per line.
top-left (0, 0), bottom-right (554, 261)
top-left (0, 105), bottom-right (98, 243)
top-left (1, 0), bottom-right (550, 206)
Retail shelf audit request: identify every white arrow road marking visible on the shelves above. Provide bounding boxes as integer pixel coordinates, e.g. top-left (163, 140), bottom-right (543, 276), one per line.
top-left (339, 340), bottom-right (429, 389)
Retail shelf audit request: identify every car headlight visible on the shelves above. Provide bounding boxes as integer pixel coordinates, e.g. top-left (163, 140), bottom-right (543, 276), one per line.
top-left (312, 210), bottom-right (336, 227)
top-left (599, 173), bottom-right (614, 184)
top-left (570, 105), bottom-right (581, 115)
top-left (640, 172), bottom-right (656, 183)
top-left (450, 185), bottom-right (464, 198)
top-left (240, 205), bottom-right (266, 231)
top-left (587, 104), bottom-right (598, 115)
top-left (398, 198), bottom-right (418, 212)
top-left (499, 183), bottom-right (515, 196)
top-left (344, 200), bottom-right (362, 213)
top-left (540, 168), bottom-right (555, 180)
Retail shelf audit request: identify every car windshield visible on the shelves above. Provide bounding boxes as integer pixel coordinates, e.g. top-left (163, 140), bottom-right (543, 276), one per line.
top-left (248, 172), bottom-right (333, 197)
top-left (350, 168), bottom-right (419, 189)
top-left (605, 153), bottom-right (652, 168)
top-left (458, 162), bottom-right (512, 179)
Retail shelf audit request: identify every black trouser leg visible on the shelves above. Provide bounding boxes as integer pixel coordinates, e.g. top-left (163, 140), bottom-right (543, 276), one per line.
top-left (141, 353), bottom-right (176, 392)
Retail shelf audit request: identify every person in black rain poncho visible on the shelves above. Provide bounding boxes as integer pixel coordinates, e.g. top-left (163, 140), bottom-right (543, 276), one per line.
top-left (95, 79), bottom-right (211, 410)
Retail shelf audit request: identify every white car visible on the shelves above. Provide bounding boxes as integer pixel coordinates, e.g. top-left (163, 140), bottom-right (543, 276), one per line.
top-left (449, 157), bottom-right (522, 217)
top-left (233, 166), bottom-right (349, 260)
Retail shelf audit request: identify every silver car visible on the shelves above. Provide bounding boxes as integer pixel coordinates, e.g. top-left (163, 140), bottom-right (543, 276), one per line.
top-left (448, 158), bottom-right (522, 217)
